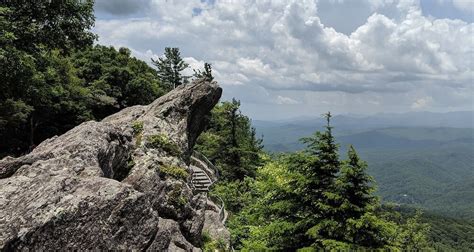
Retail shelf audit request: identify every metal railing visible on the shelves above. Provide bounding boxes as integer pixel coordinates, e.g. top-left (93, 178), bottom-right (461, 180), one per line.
top-left (209, 194), bottom-right (227, 224)
top-left (191, 151), bottom-right (228, 224)
top-left (192, 151), bottom-right (220, 179)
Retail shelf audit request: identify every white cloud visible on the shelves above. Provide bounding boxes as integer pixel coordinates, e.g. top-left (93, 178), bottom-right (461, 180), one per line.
top-left (411, 96), bottom-right (434, 109)
top-left (276, 96), bottom-right (300, 105)
top-left (93, 0), bottom-right (474, 118)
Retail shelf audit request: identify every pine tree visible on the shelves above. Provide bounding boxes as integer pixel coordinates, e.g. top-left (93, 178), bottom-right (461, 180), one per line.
top-left (152, 47), bottom-right (189, 89)
top-left (338, 145), bottom-right (376, 220)
top-left (297, 112), bottom-right (343, 244)
top-left (195, 99), bottom-right (263, 181)
top-left (193, 62), bottom-right (214, 81)
top-left (335, 145), bottom-right (387, 247)
top-left (301, 112), bottom-right (340, 189)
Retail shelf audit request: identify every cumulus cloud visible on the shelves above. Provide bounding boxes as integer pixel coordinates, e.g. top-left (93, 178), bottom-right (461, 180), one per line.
top-left (276, 96), bottom-right (300, 105)
top-left (411, 96), bottom-right (434, 109)
top-left (93, 0), bottom-right (473, 118)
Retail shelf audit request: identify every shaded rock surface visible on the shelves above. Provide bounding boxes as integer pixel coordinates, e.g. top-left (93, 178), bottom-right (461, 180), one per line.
top-left (203, 200), bottom-right (231, 247)
top-left (0, 80), bottom-right (223, 251)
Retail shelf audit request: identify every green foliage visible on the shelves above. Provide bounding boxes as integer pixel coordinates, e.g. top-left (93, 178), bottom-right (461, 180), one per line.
top-left (195, 99), bottom-right (264, 181)
top-left (159, 165), bottom-right (189, 181)
top-left (218, 114), bottom-right (426, 251)
top-left (397, 210), bottom-right (432, 250)
top-left (258, 121), bottom-right (474, 220)
top-left (0, 5), bottom-right (168, 156)
top-left (132, 121), bottom-right (144, 134)
top-left (152, 47), bottom-right (189, 88)
top-left (72, 45), bottom-right (168, 119)
top-left (338, 146), bottom-right (376, 210)
top-left (132, 121), bottom-right (144, 146)
top-left (1, 1), bottom-right (96, 54)
top-left (421, 210), bottom-right (474, 250)
top-left (146, 134), bottom-right (181, 156)
top-left (201, 231), bottom-right (227, 252)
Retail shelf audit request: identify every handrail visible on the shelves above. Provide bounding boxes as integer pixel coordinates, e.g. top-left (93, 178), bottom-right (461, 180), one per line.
top-left (192, 151), bottom-right (220, 178)
top-left (191, 151), bottom-right (228, 224)
top-left (190, 156), bottom-right (217, 184)
top-left (209, 194), bottom-right (227, 224)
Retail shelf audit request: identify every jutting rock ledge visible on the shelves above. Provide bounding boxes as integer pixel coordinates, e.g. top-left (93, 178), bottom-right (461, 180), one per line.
top-left (0, 80), bottom-right (226, 251)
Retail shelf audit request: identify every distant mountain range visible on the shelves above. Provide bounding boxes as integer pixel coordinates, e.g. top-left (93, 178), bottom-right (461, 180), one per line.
top-left (253, 111), bottom-right (474, 152)
top-left (252, 111), bottom-right (474, 220)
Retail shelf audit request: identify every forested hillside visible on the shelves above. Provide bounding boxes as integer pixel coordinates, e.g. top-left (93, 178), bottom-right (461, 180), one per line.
top-left (255, 119), bottom-right (474, 220)
top-left (195, 108), bottom-right (437, 250)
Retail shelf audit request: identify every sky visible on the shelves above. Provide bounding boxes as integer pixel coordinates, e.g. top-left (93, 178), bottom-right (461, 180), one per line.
top-left (93, 0), bottom-right (473, 120)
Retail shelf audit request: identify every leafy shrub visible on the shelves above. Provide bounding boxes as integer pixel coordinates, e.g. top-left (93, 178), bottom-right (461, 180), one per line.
top-left (146, 134), bottom-right (180, 155)
top-left (132, 121), bottom-right (144, 135)
top-left (160, 164), bottom-right (189, 180)
top-left (202, 231), bottom-right (227, 252)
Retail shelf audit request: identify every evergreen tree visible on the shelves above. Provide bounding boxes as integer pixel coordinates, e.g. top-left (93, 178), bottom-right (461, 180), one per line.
top-left (193, 62), bottom-right (214, 81)
top-left (152, 47), bottom-right (189, 88)
top-left (195, 99), bottom-right (263, 181)
top-left (338, 145), bottom-right (376, 220)
top-left (333, 146), bottom-right (399, 248)
top-left (296, 112), bottom-right (342, 244)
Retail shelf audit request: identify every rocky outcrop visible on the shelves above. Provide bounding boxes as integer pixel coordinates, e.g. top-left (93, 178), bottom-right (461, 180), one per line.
top-left (0, 80), bottom-right (223, 251)
top-left (203, 200), bottom-right (231, 246)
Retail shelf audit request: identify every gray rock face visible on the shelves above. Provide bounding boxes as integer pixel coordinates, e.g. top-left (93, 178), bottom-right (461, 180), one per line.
top-left (0, 80), bottom-right (223, 251)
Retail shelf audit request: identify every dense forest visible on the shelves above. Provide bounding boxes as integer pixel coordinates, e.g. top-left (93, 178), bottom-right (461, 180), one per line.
top-left (1, 1), bottom-right (472, 251)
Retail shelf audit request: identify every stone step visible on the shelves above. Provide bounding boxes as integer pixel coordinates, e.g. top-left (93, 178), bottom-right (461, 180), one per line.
top-left (194, 184), bottom-right (209, 188)
top-left (193, 177), bottom-right (210, 181)
top-left (190, 163), bottom-right (213, 193)
top-left (193, 182), bottom-right (211, 186)
top-left (194, 189), bottom-right (208, 193)
top-left (193, 174), bottom-right (209, 180)
top-left (194, 186), bottom-right (209, 191)
top-left (192, 177), bottom-right (211, 182)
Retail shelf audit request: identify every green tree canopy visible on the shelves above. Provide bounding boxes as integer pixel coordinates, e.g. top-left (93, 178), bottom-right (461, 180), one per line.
top-left (195, 99), bottom-right (264, 181)
top-left (152, 47), bottom-right (189, 88)
top-left (2, 0), bottom-right (96, 53)
top-left (211, 113), bottom-right (428, 251)
top-left (0, 3), bottom-right (169, 156)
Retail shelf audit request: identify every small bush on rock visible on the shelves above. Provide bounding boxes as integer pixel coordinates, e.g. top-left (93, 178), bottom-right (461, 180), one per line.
top-left (146, 134), bottom-right (180, 155)
top-left (160, 164), bottom-right (189, 180)
top-left (132, 121), bottom-right (144, 145)
top-left (132, 121), bottom-right (144, 134)
top-left (202, 231), bottom-right (227, 252)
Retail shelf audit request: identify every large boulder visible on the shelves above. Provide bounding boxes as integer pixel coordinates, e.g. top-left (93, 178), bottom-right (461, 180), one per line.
top-left (0, 80), bottom-right (223, 251)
